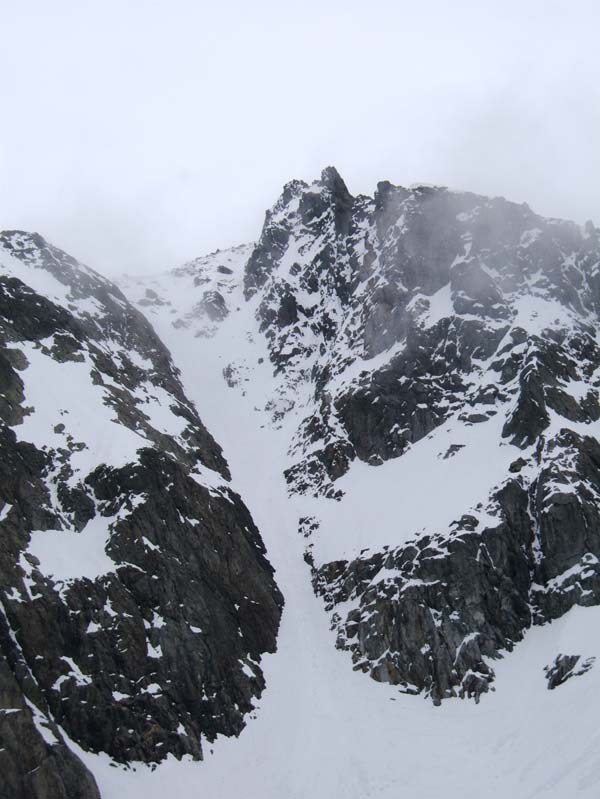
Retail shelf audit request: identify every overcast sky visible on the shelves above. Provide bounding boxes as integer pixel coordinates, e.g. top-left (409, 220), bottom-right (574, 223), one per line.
top-left (2, 0), bottom-right (599, 276)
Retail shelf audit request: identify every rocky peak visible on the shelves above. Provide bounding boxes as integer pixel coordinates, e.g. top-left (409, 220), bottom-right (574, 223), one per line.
top-left (316, 166), bottom-right (354, 236)
top-left (218, 169), bottom-right (600, 702)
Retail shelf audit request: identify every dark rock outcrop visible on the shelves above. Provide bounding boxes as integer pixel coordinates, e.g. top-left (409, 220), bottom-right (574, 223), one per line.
top-left (0, 232), bottom-right (283, 787)
top-left (311, 429), bottom-right (600, 702)
top-left (544, 653), bottom-right (595, 689)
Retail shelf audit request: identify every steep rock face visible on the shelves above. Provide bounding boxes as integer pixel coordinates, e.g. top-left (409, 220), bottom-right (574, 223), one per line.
top-left (0, 655), bottom-right (101, 799)
top-left (0, 232), bottom-right (283, 790)
top-left (231, 170), bottom-right (600, 700)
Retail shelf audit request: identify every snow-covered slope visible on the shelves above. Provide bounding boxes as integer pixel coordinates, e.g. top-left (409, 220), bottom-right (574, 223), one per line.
top-left (99, 169), bottom-right (600, 797)
top-left (120, 243), bottom-right (253, 342)
top-left (5, 163), bottom-right (600, 798)
top-left (0, 231), bottom-right (282, 798)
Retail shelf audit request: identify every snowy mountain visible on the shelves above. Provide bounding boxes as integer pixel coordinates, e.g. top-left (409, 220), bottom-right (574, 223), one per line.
top-left (4, 167), bottom-right (600, 798)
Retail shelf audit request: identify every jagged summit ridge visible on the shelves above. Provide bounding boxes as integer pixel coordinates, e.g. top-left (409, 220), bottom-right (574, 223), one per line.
top-left (241, 171), bottom-right (600, 488)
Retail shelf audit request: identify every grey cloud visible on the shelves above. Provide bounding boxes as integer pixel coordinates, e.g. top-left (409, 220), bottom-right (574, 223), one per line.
top-left (1, 0), bottom-right (599, 275)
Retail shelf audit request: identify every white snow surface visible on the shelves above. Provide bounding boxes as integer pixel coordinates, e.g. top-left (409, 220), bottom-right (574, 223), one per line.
top-left (17, 339), bottom-right (147, 477)
top-left (27, 516), bottom-right (115, 583)
top-left (74, 261), bottom-right (600, 798)
top-left (302, 409), bottom-right (517, 565)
